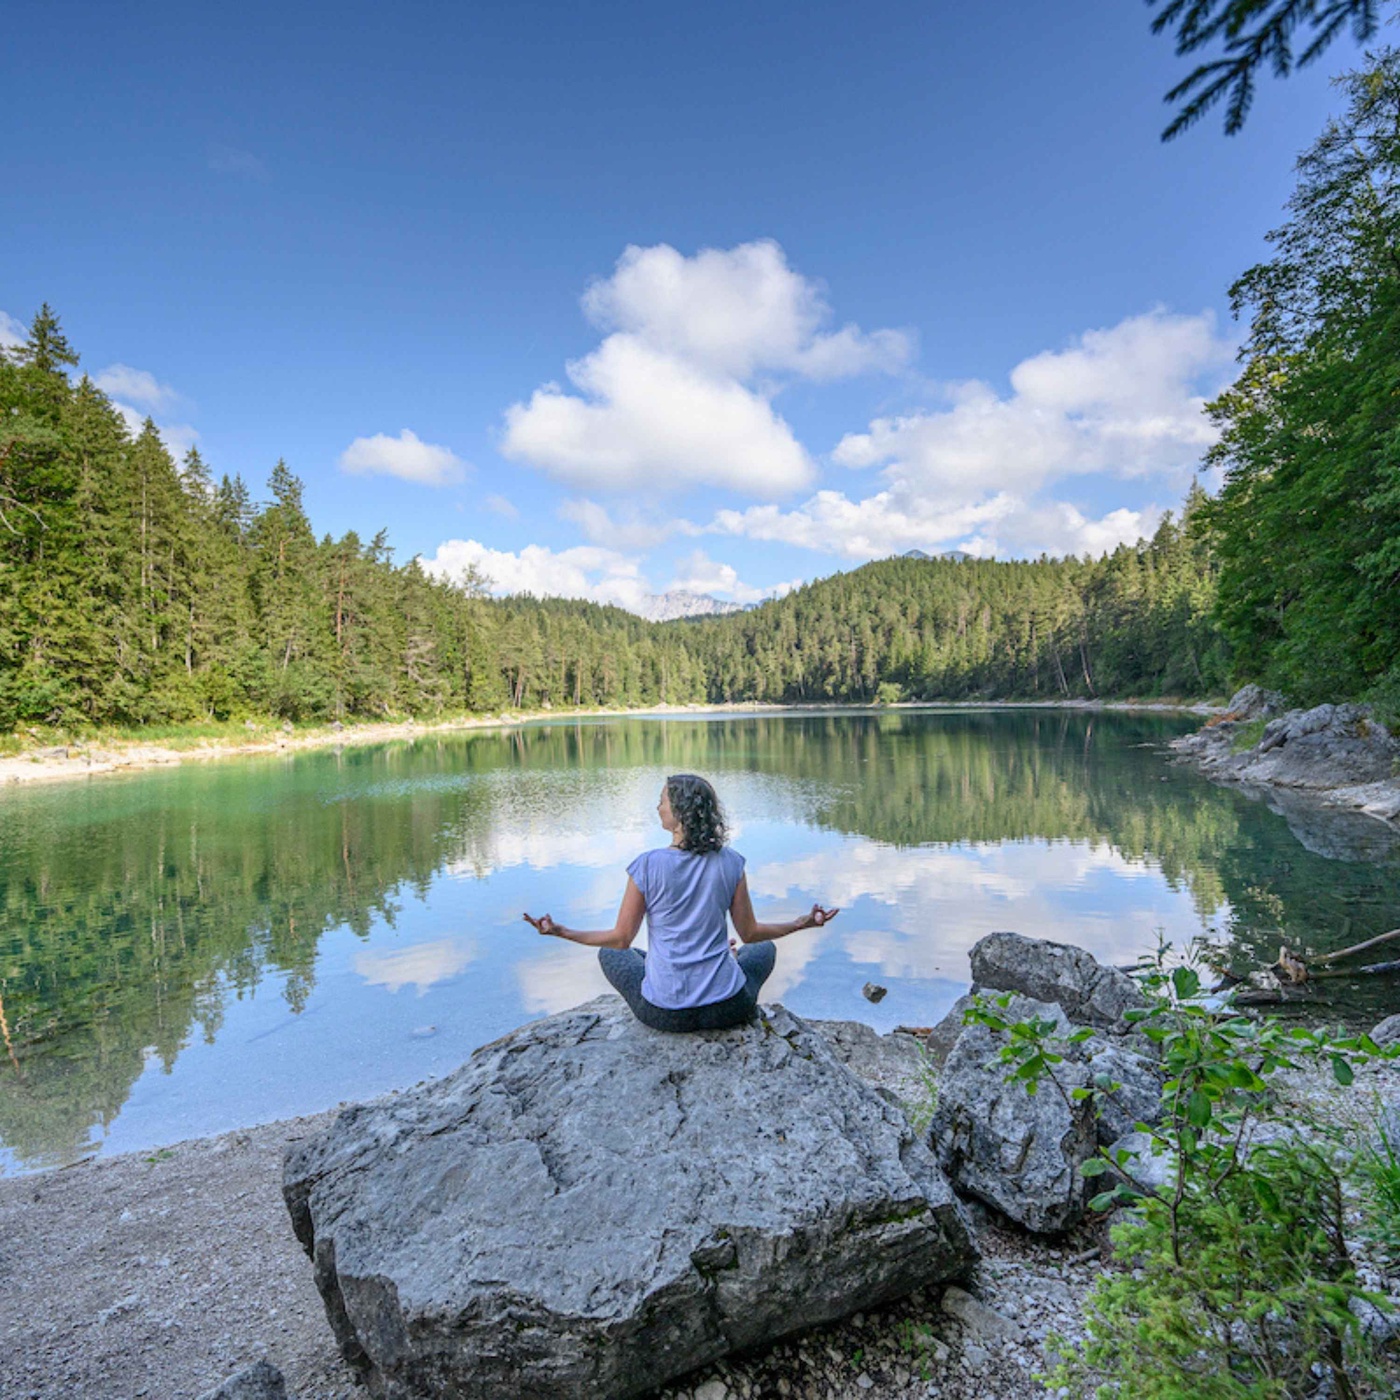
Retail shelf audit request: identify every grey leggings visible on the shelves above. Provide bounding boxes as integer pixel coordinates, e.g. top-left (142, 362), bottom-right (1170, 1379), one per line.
top-left (598, 943), bottom-right (776, 1032)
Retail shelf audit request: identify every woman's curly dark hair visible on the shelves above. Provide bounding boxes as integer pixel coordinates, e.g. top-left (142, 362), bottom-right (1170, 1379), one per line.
top-left (666, 773), bottom-right (728, 854)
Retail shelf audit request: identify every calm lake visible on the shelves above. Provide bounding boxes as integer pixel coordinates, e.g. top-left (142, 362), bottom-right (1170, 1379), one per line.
top-left (3, 707), bottom-right (1400, 1176)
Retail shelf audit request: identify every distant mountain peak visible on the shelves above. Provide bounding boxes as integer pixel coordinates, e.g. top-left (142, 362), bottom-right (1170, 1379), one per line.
top-left (629, 591), bottom-right (749, 622)
top-left (901, 547), bottom-right (978, 562)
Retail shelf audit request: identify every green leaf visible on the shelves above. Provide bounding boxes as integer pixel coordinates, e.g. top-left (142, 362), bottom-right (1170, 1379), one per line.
top-left (1187, 1089), bottom-right (1212, 1128)
top-left (1080, 1157), bottom-right (1110, 1177)
top-left (1088, 1191), bottom-right (1119, 1212)
top-left (1331, 1054), bottom-right (1354, 1086)
top-left (1171, 966), bottom-right (1201, 1000)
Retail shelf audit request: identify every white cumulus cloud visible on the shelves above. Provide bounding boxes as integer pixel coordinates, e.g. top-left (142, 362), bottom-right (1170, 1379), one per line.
top-left (422, 538), bottom-right (651, 612)
top-left (581, 240), bottom-right (913, 381)
top-left (502, 240), bottom-right (911, 498)
top-left (421, 536), bottom-right (784, 613)
top-left (0, 311), bottom-right (25, 351)
top-left (712, 308), bottom-right (1233, 561)
top-left (834, 309), bottom-right (1229, 493)
top-left (340, 429), bottom-right (467, 486)
top-left (94, 363), bottom-right (182, 413)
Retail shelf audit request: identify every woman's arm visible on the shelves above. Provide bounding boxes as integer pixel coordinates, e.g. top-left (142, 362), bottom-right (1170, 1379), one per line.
top-left (729, 875), bottom-right (838, 944)
top-left (523, 877), bottom-right (646, 949)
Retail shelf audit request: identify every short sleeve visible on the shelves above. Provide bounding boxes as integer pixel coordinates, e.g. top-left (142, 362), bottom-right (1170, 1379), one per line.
top-left (725, 847), bottom-right (746, 892)
top-left (626, 851), bottom-right (652, 902)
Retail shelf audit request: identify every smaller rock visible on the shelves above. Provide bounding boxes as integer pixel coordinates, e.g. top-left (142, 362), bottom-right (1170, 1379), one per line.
top-left (243, 720), bottom-right (257, 731)
top-left (195, 1362), bottom-right (288, 1400)
top-left (862, 982), bottom-right (888, 1003)
top-left (280, 720), bottom-right (294, 734)
top-left (962, 1342), bottom-right (989, 1373)
top-left (1225, 684), bottom-right (1284, 720)
top-left (1372, 1014), bottom-right (1400, 1047)
top-left (932, 996), bottom-right (1096, 1233)
top-left (330, 720), bottom-right (345, 732)
top-left (941, 1286), bottom-right (1026, 1345)
top-left (970, 931), bottom-right (1147, 1034)
top-left (693, 1381), bottom-right (730, 1400)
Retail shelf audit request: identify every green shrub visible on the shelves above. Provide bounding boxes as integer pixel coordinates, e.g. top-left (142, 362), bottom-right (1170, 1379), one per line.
top-left (969, 944), bottom-right (1397, 1397)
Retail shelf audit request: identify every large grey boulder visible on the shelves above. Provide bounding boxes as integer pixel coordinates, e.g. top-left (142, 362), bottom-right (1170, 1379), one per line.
top-left (969, 931), bottom-right (1147, 1034)
top-left (932, 997), bottom-right (1097, 1234)
top-left (285, 997), bottom-right (976, 1400)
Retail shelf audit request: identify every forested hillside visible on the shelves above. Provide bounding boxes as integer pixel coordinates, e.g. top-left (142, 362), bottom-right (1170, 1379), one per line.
top-left (5, 49), bottom-right (1397, 734)
top-left (0, 309), bottom-right (1225, 728)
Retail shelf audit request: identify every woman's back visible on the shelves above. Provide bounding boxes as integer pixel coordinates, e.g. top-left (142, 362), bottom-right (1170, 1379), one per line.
top-left (627, 846), bottom-right (746, 1009)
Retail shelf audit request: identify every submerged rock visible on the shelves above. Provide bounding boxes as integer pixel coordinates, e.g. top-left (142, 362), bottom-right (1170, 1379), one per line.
top-left (969, 931), bottom-right (1147, 1034)
top-left (284, 996), bottom-right (976, 1400)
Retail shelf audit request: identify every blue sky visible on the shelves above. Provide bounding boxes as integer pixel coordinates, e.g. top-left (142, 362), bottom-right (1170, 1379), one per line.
top-left (0, 1), bottom-right (1375, 609)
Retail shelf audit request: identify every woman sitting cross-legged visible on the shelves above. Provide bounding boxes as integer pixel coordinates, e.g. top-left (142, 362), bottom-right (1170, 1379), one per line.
top-left (523, 773), bottom-right (838, 1032)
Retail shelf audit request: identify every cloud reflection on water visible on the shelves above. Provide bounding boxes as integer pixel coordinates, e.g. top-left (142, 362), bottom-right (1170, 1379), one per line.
top-left (355, 936), bottom-right (479, 995)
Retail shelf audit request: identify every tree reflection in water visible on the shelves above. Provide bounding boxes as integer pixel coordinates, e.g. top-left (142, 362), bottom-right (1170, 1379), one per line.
top-left (1, 710), bottom-right (1396, 1172)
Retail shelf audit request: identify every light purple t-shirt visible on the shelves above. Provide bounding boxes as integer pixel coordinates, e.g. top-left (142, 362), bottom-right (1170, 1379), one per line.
top-left (626, 845), bottom-right (747, 1009)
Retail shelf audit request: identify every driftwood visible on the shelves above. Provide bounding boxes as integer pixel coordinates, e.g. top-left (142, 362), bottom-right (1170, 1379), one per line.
top-left (1311, 927), bottom-right (1400, 966)
top-left (1223, 928), bottom-right (1400, 1005)
top-left (1267, 929), bottom-right (1400, 986)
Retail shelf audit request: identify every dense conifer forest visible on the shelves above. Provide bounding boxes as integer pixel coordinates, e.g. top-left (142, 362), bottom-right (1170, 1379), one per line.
top-left (2, 50), bottom-right (1397, 732)
top-left (0, 311), bottom-right (1226, 728)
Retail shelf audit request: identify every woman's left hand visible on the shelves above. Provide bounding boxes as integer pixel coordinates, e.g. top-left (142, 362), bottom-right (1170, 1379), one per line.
top-left (523, 912), bottom-right (561, 937)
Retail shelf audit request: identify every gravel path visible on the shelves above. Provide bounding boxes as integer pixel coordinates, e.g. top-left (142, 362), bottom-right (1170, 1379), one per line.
top-left (0, 1111), bottom-right (359, 1400)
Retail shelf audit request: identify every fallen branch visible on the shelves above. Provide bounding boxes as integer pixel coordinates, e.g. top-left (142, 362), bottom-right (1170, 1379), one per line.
top-left (1311, 927), bottom-right (1400, 966)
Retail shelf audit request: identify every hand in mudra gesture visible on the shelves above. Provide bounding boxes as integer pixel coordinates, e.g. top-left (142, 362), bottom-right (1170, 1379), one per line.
top-left (799, 904), bottom-right (839, 930)
top-left (522, 912), bottom-right (561, 937)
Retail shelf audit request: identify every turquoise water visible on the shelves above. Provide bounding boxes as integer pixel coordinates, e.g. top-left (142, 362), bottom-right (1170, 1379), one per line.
top-left (2, 707), bottom-right (1398, 1175)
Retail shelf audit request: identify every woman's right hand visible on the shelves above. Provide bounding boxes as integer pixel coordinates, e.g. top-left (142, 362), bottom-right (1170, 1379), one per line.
top-left (799, 904), bottom-right (839, 930)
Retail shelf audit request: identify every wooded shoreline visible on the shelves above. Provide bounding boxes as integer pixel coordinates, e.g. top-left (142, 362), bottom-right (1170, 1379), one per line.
top-left (0, 697), bottom-right (1218, 788)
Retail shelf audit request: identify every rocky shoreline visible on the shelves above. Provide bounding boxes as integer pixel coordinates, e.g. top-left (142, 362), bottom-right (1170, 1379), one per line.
top-left (7, 932), bottom-right (1400, 1400)
top-left (1171, 685), bottom-right (1400, 827)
